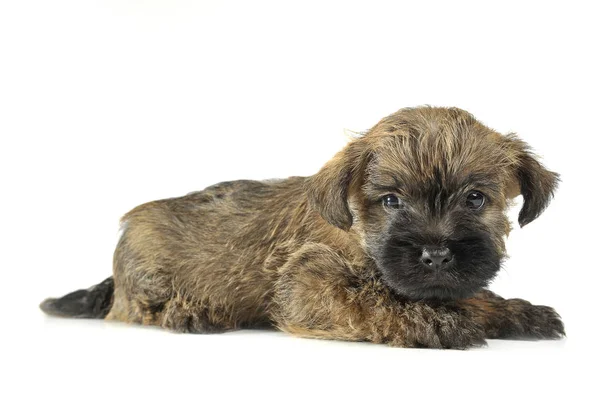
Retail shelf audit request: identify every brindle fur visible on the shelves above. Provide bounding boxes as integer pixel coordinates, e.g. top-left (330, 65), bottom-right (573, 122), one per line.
top-left (40, 106), bottom-right (564, 349)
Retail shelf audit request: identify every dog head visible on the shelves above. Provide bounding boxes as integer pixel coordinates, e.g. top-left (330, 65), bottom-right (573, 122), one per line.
top-left (308, 106), bottom-right (558, 300)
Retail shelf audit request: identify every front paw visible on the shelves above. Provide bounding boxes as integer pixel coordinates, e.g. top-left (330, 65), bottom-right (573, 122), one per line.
top-left (391, 304), bottom-right (487, 349)
top-left (493, 299), bottom-right (565, 340)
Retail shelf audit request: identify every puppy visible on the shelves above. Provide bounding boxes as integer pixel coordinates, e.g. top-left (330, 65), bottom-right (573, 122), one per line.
top-left (40, 106), bottom-right (564, 348)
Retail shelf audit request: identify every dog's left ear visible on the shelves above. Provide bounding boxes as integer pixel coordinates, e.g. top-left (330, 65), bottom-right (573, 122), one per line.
top-left (306, 139), bottom-right (369, 231)
top-left (504, 134), bottom-right (560, 227)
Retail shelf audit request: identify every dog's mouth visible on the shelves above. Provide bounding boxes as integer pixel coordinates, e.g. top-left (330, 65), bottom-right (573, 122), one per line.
top-left (413, 272), bottom-right (478, 300)
top-left (399, 284), bottom-right (475, 301)
top-left (384, 264), bottom-right (484, 300)
top-left (375, 236), bottom-right (503, 301)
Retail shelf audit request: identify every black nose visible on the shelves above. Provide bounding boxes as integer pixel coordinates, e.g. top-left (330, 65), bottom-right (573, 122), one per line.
top-left (420, 247), bottom-right (454, 269)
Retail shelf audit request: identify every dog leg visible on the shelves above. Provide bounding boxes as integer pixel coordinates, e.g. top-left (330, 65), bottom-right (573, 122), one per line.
top-left (107, 288), bottom-right (235, 333)
top-left (273, 243), bottom-right (486, 349)
top-left (459, 289), bottom-right (565, 340)
top-left (159, 296), bottom-right (234, 334)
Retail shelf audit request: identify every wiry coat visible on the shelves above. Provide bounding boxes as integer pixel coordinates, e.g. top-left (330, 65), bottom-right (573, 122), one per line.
top-left (40, 106), bottom-right (564, 348)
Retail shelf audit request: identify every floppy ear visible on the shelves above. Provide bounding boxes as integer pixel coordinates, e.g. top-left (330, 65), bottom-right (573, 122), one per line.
top-left (505, 134), bottom-right (560, 227)
top-left (306, 139), bottom-right (368, 231)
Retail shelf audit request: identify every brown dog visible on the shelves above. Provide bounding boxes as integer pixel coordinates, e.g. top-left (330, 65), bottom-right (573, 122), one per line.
top-left (40, 106), bottom-right (564, 348)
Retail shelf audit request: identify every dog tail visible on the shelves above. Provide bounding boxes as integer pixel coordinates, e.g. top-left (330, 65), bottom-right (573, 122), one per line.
top-left (39, 277), bottom-right (114, 319)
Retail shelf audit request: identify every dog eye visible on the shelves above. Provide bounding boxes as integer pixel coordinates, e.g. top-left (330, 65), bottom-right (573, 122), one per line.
top-left (382, 194), bottom-right (401, 209)
top-left (466, 191), bottom-right (486, 210)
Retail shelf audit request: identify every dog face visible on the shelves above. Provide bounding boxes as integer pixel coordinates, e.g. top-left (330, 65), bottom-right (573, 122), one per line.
top-left (308, 107), bottom-right (558, 300)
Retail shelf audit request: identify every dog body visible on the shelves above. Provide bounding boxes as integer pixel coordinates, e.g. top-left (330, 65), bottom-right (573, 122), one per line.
top-left (41, 107), bottom-right (564, 348)
top-left (108, 177), bottom-right (346, 331)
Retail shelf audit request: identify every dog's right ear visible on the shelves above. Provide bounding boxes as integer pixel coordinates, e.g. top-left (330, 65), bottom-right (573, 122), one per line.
top-left (504, 134), bottom-right (560, 227)
top-left (306, 139), bottom-right (368, 231)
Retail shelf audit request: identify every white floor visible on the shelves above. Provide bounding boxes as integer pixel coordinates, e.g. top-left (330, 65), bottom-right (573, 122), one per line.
top-left (4, 306), bottom-right (589, 399)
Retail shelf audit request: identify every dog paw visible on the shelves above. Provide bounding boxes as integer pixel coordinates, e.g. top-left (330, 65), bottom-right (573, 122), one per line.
top-left (390, 304), bottom-right (487, 349)
top-left (160, 301), bottom-right (226, 334)
top-left (495, 299), bottom-right (565, 340)
top-left (162, 312), bottom-right (215, 333)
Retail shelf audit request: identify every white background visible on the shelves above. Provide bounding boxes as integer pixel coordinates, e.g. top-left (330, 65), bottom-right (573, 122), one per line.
top-left (1, 1), bottom-right (598, 398)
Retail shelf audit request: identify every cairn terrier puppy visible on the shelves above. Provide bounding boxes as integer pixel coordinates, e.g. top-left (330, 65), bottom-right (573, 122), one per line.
top-left (41, 106), bottom-right (564, 348)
